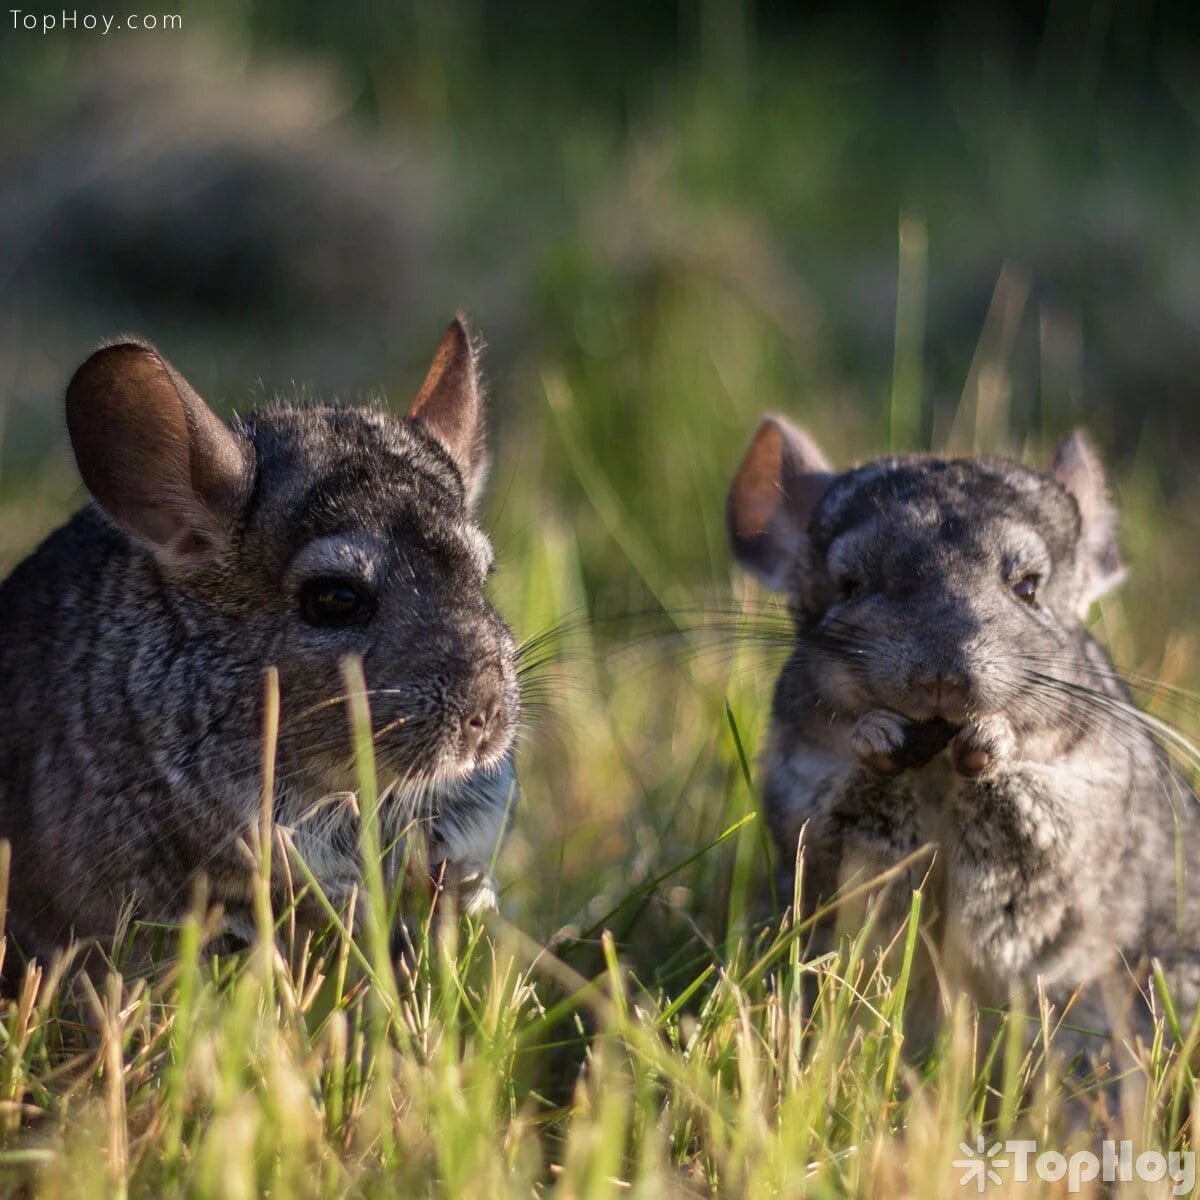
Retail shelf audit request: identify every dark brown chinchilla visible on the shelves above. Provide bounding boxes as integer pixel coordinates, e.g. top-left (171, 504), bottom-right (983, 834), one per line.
top-left (0, 317), bottom-right (520, 970)
top-left (726, 414), bottom-right (1200, 1050)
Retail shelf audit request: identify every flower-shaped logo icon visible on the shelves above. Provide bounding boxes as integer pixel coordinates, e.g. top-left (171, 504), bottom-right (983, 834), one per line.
top-left (952, 1135), bottom-right (1009, 1192)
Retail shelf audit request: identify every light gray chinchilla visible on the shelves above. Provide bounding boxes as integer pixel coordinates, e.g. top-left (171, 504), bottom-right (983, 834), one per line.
top-left (727, 414), bottom-right (1200, 1052)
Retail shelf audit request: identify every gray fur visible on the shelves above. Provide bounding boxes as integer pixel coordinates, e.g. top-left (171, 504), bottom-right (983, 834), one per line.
top-left (729, 416), bottom-right (1200, 1049)
top-left (0, 322), bottom-right (520, 967)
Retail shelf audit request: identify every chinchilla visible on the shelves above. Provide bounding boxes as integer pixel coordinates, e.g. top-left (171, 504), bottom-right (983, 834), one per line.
top-left (0, 317), bottom-right (520, 969)
top-left (726, 415), bottom-right (1200, 1048)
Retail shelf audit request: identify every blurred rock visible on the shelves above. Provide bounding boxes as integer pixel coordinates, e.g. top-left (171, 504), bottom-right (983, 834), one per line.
top-left (0, 37), bottom-right (462, 466)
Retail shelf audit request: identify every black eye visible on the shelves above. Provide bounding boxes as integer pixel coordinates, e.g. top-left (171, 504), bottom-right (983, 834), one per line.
top-left (299, 577), bottom-right (374, 628)
top-left (1012, 574), bottom-right (1039, 605)
top-left (838, 575), bottom-right (863, 601)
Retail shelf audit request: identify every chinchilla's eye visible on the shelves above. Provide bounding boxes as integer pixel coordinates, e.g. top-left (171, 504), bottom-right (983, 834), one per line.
top-left (299, 576), bottom-right (375, 627)
top-left (1012, 574), bottom-right (1039, 605)
top-left (838, 575), bottom-right (863, 601)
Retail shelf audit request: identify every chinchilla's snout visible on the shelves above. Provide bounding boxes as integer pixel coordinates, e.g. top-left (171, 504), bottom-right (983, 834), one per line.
top-left (440, 626), bottom-right (520, 771)
top-left (907, 667), bottom-right (970, 723)
top-left (898, 636), bottom-right (985, 722)
top-left (369, 614), bottom-right (520, 780)
top-left (850, 634), bottom-right (973, 724)
top-left (871, 593), bottom-right (987, 724)
top-left (454, 642), bottom-right (521, 763)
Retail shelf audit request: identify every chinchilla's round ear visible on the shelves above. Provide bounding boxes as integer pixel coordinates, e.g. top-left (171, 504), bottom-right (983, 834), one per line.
top-left (66, 340), bottom-right (254, 568)
top-left (1049, 429), bottom-right (1127, 615)
top-left (406, 314), bottom-right (488, 506)
top-left (726, 414), bottom-right (834, 592)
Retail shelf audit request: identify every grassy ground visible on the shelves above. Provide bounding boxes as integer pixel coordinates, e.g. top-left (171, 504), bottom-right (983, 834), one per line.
top-left (3, 4), bottom-right (1200, 1197)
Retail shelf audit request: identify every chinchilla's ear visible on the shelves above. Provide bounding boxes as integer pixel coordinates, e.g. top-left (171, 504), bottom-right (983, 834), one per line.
top-left (407, 314), bottom-right (487, 506)
top-left (727, 414), bottom-right (834, 592)
top-left (66, 340), bottom-right (253, 568)
top-left (1049, 429), bottom-right (1126, 614)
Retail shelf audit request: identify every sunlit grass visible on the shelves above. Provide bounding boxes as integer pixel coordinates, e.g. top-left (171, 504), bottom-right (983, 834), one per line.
top-left (4, 793), bottom-right (1200, 1197)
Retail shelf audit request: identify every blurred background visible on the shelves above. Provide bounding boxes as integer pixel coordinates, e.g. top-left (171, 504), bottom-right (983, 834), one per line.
top-left (3, 1), bottom-right (1200, 957)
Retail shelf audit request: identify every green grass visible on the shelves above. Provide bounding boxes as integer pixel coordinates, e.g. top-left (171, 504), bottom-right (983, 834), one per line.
top-left (3, 5), bottom-right (1200, 1196)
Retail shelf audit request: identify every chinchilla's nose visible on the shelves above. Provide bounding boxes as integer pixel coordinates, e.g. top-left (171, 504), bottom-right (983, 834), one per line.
top-left (459, 665), bottom-right (508, 761)
top-left (911, 671), bottom-right (968, 721)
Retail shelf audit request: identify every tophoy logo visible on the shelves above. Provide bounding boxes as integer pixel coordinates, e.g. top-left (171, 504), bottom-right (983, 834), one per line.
top-left (953, 1136), bottom-right (1009, 1192)
top-left (952, 1136), bottom-right (1195, 1194)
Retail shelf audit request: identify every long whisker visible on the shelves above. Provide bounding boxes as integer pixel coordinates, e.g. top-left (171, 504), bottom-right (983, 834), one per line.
top-left (1013, 673), bottom-right (1158, 770)
top-left (1022, 670), bottom-right (1200, 775)
top-left (1016, 650), bottom-right (1200, 714)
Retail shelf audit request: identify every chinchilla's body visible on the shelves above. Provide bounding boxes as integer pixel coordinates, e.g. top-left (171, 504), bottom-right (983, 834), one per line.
top-left (0, 318), bottom-right (519, 967)
top-left (727, 417), bottom-right (1200, 1046)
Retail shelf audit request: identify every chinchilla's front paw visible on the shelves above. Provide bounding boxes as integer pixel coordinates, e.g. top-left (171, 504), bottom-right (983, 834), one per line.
top-left (951, 714), bottom-right (1018, 778)
top-left (850, 710), bottom-right (910, 775)
top-left (850, 712), bottom-right (958, 775)
top-left (434, 859), bottom-right (498, 916)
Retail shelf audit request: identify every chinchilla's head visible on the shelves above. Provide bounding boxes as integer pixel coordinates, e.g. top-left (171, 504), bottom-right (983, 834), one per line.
top-left (726, 415), bottom-right (1125, 730)
top-left (64, 318), bottom-right (518, 791)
